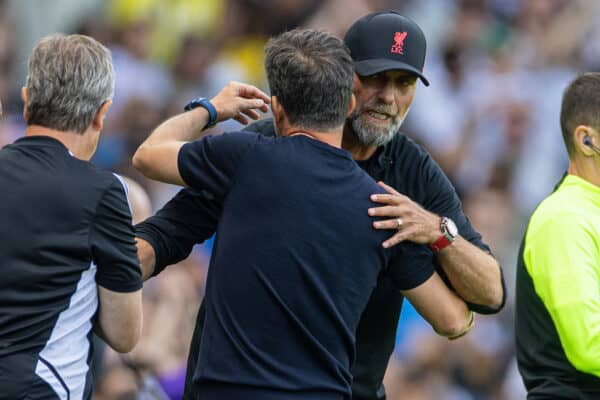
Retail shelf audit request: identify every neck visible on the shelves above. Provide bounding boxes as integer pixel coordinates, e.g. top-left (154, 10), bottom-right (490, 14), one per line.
top-left (284, 127), bottom-right (343, 148)
top-left (342, 125), bottom-right (377, 160)
top-left (568, 157), bottom-right (600, 188)
top-left (25, 125), bottom-right (93, 160)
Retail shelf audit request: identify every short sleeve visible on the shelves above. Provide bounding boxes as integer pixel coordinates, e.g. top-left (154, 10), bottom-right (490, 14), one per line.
top-left (90, 177), bottom-right (142, 292)
top-left (135, 188), bottom-right (220, 276)
top-left (386, 242), bottom-right (435, 291)
top-left (177, 132), bottom-right (259, 198)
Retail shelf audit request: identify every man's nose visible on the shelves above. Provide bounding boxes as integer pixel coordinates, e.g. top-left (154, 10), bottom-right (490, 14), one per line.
top-left (377, 82), bottom-right (396, 105)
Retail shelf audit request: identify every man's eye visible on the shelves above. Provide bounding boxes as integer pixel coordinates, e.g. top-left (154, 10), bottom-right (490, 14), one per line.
top-left (398, 78), bottom-right (416, 86)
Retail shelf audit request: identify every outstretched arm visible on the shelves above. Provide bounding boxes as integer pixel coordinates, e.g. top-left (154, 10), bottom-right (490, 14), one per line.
top-left (133, 81), bottom-right (270, 185)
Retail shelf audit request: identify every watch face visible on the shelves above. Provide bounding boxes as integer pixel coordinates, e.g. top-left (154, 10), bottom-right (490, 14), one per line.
top-left (443, 217), bottom-right (458, 238)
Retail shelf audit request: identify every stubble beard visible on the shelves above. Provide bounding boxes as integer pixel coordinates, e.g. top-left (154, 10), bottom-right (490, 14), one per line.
top-left (348, 105), bottom-right (410, 148)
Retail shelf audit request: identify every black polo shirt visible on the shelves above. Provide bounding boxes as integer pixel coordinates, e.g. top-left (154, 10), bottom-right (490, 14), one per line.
top-left (173, 132), bottom-right (434, 400)
top-left (0, 136), bottom-right (142, 400)
top-left (136, 119), bottom-right (503, 400)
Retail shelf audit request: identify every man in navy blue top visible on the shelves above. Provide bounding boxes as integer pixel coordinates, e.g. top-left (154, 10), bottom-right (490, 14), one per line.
top-left (133, 29), bottom-right (472, 400)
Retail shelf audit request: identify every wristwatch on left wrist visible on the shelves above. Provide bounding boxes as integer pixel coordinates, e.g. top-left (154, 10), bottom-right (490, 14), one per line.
top-left (184, 97), bottom-right (218, 130)
top-left (429, 216), bottom-right (458, 252)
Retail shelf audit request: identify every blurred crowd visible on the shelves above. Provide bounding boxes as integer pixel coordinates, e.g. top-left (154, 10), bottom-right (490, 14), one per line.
top-left (0, 0), bottom-right (596, 398)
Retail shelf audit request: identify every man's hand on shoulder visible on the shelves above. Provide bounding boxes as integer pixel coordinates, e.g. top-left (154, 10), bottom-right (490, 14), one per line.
top-left (368, 181), bottom-right (440, 248)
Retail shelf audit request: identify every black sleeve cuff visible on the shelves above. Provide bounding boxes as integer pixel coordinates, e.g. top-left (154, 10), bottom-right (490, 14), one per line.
top-left (135, 223), bottom-right (174, 277)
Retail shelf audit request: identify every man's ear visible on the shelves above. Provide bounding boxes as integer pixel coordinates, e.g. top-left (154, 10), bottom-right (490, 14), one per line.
top-left (92, 100), bottom-right (112, 131)
top-left (271, 96), bottom-right (283, 123)
top-left (347, 93), bottom-right (356, 116)
top-left (21, 87), bottom-right (29, 122)
top-left (574, 125), bottom-right (596, 157)
top-left (352, 74), bottom-right (361, 95)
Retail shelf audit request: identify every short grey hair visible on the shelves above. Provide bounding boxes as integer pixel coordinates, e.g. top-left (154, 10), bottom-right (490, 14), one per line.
top-left (264, 29), bottom-right (354, 131)
top-left (25, 34), bottom-right (115, 134)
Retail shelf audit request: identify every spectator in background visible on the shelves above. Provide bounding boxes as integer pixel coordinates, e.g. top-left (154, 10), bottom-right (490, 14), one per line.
top-left (135, 11), bottom-right (504, 400)
top-left (0, 34), bottom-right (142, 399)
top-left (516, 73), bottom-right (600, 398)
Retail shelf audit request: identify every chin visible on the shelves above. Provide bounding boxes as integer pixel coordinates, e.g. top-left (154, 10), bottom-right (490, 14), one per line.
top-left (351, 116), bottom-right (398, 148)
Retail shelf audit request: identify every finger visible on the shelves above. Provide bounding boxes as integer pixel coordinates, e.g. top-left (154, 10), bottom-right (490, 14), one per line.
top-left (370, 193), bottom-right (405, 205)
top-left (368, 205), bottom-right (402, 217)
top-left (382, 228), bottom-right (415, 248)
top-left (378, 181), bottom-right (401, 196)
top-left (241, 98), bottom-right (266, 110)
top-left (234, 114), bottom-right (249, 125)
top-left (373, 218), bottom-right (405, 230)
top-left (235, 82), bottom-right (271, 103)
top-left (242, 109), bottom-right (261, 120)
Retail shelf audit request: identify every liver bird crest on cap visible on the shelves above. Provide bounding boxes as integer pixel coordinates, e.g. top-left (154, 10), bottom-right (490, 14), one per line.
top-left (391, 32), bottom-right (407, 55)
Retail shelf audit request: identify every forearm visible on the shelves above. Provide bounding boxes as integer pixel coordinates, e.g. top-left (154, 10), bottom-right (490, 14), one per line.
top-left (402, 272), bottom-right (473, 339)
top-left (144, 108), bottom-right (210, 148)
top-left (133, 108), bottom-right (210, 185)
top-left (437, 237), bottom-right (504, 310)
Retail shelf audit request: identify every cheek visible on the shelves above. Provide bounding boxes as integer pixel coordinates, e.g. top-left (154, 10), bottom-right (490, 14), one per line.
top-left (395, 89), bottom-right (415, 111)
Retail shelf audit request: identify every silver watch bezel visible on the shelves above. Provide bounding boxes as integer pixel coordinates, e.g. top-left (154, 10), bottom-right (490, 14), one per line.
top-left (441, 217), bottom-right (458, 242)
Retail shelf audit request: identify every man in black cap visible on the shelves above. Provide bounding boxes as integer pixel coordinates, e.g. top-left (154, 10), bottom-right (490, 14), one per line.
top-left (136, 11), bottom-right (505, 400)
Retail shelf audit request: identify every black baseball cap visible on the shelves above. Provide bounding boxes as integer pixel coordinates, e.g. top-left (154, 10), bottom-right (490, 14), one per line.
top-left (344, 11), bottom-right (429, 86)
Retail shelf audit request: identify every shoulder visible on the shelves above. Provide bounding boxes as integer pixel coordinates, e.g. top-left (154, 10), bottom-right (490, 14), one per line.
top-left (382, 133), bottom-right (456, 204)
top-left (242, 118), bottom-right (276, 137)
top-left (65, 158), bottom-right (125, 202)
top-left (526, 190), bottom-right (589, 242)
top-left (385, 134), bottom-right (445, 181)
top-left (385, 133), bottom-right (432, 162)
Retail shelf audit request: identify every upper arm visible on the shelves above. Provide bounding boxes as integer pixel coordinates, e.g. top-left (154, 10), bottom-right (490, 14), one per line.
top-left (525, 212), bottom-right (600, 376)
top-left (134, 141), bottom-right (186, 186)
top-left (90, 177), bottom-right (143, 351)
top-left (177, 132), bottom-right (257, 198)
top-left (386, 242), bottom-right (435, 291)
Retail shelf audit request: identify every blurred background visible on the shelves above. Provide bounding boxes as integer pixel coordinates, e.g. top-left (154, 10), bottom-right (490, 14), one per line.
top-left (1, 0), bottom-right (595, 398)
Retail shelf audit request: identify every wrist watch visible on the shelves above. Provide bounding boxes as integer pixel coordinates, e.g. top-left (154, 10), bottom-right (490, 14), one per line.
top-left (429, 217), bottom-right (458, 252)
top-left (184, 97), bottom-right (218, 130)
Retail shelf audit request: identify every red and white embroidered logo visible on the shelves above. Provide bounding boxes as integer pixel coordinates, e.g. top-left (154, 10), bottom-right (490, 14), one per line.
top-left (390, 32), bottom-right (407, 54)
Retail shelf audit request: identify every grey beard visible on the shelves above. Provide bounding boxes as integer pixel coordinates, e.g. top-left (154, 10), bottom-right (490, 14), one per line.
top-left (348, 108), bottom-right (409, 148)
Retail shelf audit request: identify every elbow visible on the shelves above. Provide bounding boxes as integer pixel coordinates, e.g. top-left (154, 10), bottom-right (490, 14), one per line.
top-left (434, 310), bottom-right (474, 339)
top-left (487, 290), bottom-right (505, 312)
top-left (485, 265), bottom-right (506, 312)
top-left (132, 146), bottom-right (155, 179)
top-left (108, 318), bottom-right (142, 353)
